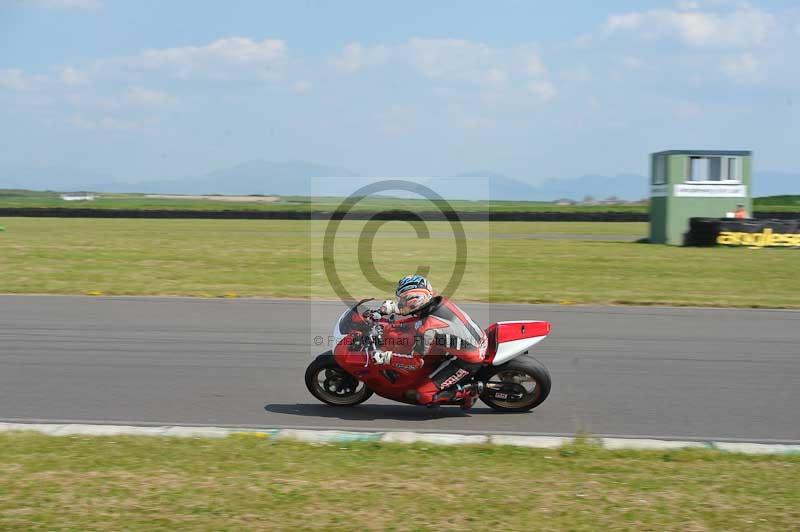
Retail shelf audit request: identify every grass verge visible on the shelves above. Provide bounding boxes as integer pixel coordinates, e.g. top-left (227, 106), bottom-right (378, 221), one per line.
top-left (2, 218), bottom-right (798, 307)
top-left (0, 432), bottom-right (798, 531)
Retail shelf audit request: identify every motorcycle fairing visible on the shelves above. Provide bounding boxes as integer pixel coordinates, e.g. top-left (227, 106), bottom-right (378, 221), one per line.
top-left (484, 321), bottom-right (551, 366)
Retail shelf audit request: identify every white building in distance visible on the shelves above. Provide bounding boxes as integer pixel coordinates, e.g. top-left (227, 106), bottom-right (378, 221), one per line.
top-left (60, 192), bottom-right (96, 201)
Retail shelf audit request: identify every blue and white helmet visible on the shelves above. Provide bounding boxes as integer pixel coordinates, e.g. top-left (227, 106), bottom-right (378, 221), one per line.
top-left (395, 275), bottom-right (434, 315)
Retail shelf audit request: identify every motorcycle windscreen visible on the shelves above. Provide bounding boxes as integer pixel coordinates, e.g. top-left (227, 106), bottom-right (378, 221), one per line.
top-left (331, 299), bottom-right (371, 345)
top-left (492, 321), bottom-right (551, 366)
top-left (332, 308), bottom-right (351, 345)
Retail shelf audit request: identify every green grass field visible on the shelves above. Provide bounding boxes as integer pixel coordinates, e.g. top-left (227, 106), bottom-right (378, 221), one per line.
top-left (0, 432), bottom-right (797, 531)
top-left (2, 218), bottom-right (798, 307)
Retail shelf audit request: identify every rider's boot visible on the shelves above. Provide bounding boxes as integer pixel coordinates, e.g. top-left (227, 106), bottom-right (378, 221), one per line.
top-left (423, 382), bottom-right (483, 409)
top-left (457, 382), bottom-right (484, 410)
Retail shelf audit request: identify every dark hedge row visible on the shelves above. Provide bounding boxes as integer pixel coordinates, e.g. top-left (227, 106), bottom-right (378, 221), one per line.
top-left (753, 212), bottom-right (800, 220)
top-left (0, 207), bottom-right (648, 221)
top-left (0, 207), bottom-right (795, 222)
top-left (0, 208), bottom-right (312, 220)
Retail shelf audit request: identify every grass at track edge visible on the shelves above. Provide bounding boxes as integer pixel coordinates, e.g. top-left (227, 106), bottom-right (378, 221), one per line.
top-left (0, 431), bottom-right (798, 530)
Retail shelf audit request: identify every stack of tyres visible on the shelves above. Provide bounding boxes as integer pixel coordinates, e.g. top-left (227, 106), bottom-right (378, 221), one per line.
top-left (688, 217), bottom-right (800, 247)
top-left (687, 218), bottom-right (721, 246)
top-left (763, 220), bottom-right (800, 233)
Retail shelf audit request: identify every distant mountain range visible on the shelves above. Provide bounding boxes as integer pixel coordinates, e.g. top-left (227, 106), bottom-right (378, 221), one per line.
top-left (122, 160), bottom-right (364, 195)
top-left (0, 159), bottom-right (797, 200)
top-left (0, 165), bottom-right (111, 191)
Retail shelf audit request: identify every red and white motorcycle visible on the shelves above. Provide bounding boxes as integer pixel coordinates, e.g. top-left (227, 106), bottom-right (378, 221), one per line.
top-left (306, 299), bottom-right (552, 412)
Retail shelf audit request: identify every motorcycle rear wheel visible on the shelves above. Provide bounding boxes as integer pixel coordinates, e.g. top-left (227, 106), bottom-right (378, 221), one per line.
top-left (305, 352), bottom-right (373, 406)
top-left (479, 354), bottom-right (551, 412)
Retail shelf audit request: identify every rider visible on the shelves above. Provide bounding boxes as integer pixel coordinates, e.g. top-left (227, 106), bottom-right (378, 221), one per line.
top-left (371, 275), bottom-right (487, 409)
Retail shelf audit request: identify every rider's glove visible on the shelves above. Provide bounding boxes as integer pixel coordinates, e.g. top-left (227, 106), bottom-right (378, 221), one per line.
top-left (371, 350), bottom-right (393, 365)
top-left (379, 300), bottom-right (398, 316)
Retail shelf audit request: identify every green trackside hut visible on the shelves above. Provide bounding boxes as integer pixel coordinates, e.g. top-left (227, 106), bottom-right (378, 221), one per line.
top-left (649, 149), bottom-right (752, 245)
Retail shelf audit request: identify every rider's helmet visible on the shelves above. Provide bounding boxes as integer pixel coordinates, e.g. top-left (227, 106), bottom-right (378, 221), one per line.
top-left (395, 275), bottom-right (434, 315)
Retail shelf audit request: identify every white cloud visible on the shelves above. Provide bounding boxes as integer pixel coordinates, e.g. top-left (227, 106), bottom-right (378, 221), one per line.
top-left (22, 0), bottom-right (102, 10)
top-left (405, 38), bottom-right (547, 91)
top-left (56, 66), bottom-right (88, 86)
top-left (123, 86), bottom-right (176, 106)
top-left (570, 34), bottom-right (595, 49)
top-left (619, 56), bottom-right (646, 70)
top-left (676, 1), bottom-right (700, 11)
top-left (604, 6), bottom-right (777, 48)
top-left (331, 38), bottom-right (551, 94)
top-left (122, 37), bottom-right (288, 80)
top-left (290, 80), bottom-right (312, 94)
top-left (328, 42), bottom-right (389, 72)
top-left (374, 104), bottom-right (418, 135)
top-left (481, 68), bottom-right (508, 89)
top-left (672, 99), bottom-right (702, 119)
top-left (2, 35), bottom-right (302, 115)
top-left (559, 66), bottom-right (591, 83)
top-left (406, 38), bottom-right (495, 80)
top-left (721, 52), bottom-right (762, 82)
top-left (461, 116), bottom-right (495, 130)
top-left (0, 69), bottom-right (34, 90)
top-left (527, 80), bottom-right (557, 102)
top-left (328, 38), bottom-right (560, 113)
top-left (518, 48), bottom-right (547, 77)
top-left (66, 115), bottom-right (145, 132)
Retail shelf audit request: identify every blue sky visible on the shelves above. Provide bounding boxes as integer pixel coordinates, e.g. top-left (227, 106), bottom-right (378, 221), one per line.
top-left (1, 0), bottom-right (798, 183)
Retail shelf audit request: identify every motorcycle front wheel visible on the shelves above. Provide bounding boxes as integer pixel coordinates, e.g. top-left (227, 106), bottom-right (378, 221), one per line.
top-left (479, 354), bottom-right (551, 412)
top-left (305, 352), bottom-right (373, 406)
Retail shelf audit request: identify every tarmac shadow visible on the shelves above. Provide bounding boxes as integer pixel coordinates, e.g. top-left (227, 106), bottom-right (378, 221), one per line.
top-left (264, 402), bottom-right (496, 421)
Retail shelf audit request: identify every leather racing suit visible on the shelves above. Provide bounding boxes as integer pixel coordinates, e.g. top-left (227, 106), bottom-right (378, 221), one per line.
top-left (381, 295), bottom-right (488, 405)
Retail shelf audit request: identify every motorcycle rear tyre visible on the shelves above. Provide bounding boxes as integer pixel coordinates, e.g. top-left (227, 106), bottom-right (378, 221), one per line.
top-left (479, 354), bottom-right (551, 412)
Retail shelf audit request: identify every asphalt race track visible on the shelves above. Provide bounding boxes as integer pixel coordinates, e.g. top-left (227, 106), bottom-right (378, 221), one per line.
top-left (1, 295), bottom-right (798, 443)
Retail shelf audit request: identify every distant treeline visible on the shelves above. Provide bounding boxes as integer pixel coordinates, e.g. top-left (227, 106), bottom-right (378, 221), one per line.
top-left (755, 195), bottom-right (800, 206)
top-left (0, 207), bottom-right (798, 222)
